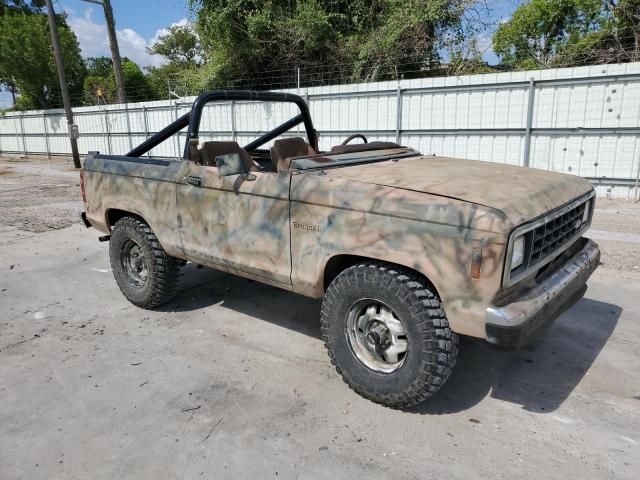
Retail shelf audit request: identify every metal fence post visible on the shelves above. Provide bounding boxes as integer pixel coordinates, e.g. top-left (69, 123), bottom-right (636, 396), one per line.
top-left (173, 102), bottom-right (180, 160)
top-left (523, 77), bottom-right (536, 168)
top-left (635, 155), bottom-right (640, 202)
top-left (104, 107), bottom-right (112, 155)
top-left (230, 100), bottom-right (237, 142)
top-left (125, 103), bottom-right (133, 151)
top-left (395, 84), bottom-right (403, 144)
top-left (304, 90), bottom-right (311, 145)
top-left (142, 105), bottom-right (150, 158)
top-left (19, 111), bottom-right (27, 157)
top-left (43, 112), bottom-right (51, 159)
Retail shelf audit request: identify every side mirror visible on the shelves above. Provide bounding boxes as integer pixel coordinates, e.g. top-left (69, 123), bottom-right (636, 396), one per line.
top-left (215, 153), bottom-right (247, 176)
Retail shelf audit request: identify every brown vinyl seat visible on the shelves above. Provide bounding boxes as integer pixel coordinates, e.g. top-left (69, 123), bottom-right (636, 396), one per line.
top-left (198, 141), bottom-right (257, 171)
top-left (270, 137), bottom-right (316, 172)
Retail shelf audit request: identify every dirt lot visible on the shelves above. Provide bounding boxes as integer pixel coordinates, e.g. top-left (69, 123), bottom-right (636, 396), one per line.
top-left (1, 156), bottom-right (639, 479)
top-left (0, 157), bottom-right (83, 232)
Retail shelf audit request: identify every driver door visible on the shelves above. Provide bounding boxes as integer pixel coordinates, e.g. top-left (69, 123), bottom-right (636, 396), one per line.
top-left (175, 160), bottom-right (292, 286)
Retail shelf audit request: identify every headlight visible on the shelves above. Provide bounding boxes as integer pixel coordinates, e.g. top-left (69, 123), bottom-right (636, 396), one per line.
top-left (511, 235), bottom-right (525, 270)
top-left (582, 201), bottom-right (591, 224)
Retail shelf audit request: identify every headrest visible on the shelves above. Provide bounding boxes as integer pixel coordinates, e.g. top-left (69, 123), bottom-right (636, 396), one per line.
top-left (270, 137), bottom-right (315, 172)
top-left (199, 141), bottom-right (257, 171)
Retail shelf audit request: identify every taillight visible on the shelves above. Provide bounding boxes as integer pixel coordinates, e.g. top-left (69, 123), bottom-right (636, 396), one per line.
top-left (79, 170), bottom-right (87, 204)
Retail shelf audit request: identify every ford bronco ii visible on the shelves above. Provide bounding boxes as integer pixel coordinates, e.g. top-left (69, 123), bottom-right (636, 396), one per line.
top-left (80, 91), bottom-right (600, 408)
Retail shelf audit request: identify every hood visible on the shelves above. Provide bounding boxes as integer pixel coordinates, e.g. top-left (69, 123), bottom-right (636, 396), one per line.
top-left (322, 155), bottom-right (593, 225)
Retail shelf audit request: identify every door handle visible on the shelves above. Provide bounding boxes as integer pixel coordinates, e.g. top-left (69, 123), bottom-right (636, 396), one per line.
top-left (185, 175), bottom-right (202, 187)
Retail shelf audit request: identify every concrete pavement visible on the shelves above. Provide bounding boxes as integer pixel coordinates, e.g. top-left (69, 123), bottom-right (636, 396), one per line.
top-left (1, 223), bottom-right (639, 479)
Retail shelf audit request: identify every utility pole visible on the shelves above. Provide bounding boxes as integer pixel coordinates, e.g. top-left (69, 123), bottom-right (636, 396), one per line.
top-left (45, 0), bottom-right (81, 168)
top-left (82, 0), bottom-right (126, 103)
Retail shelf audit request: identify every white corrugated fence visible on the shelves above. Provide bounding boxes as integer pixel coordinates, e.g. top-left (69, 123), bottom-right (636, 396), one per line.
top-left (1, 62), bottom-right (639, 199)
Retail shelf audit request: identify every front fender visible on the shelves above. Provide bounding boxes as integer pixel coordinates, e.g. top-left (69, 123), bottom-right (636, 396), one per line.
top-left (289, 175), bottom-right (508, 338)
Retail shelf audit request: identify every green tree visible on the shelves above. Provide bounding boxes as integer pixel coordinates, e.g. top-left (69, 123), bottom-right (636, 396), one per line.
top-left (493, 0), bottom-right (606, 69)
top-left (83, 57), bottom-right (153, 105)
top-left (559, 0), bottom-right (640, 65)
top-left (0, 11), bottom-right (85, 109)
top-left (146, 62), bottom-right (197, 99)
top-left (147, 24), bottom-right (202, 65)
top-left (188, 0), bottom-right (475, 89)
top-left (0, 0), bottom-right (45, 15)
top-left (145, 23), bottom-right (202, 99)
top-left (117, 58), bottom-right (153, 102)
top-left (82, 74), bottom-right (111, 105)
top-left (86, 56), bottom-right (113, 77)
top-left (613, 0), bottom-right (640, 59)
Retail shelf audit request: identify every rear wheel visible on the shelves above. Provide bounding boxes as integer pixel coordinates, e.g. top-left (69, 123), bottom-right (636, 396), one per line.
top-left (321, 262), bottom-right (458, 408)
top-left (109, 216), bottom-right (180, 308)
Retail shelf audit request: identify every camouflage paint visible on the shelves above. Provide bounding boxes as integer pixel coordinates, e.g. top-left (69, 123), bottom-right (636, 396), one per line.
top-left (288, 177), bottom-right (505, 337)
top-left (83, 154), bottom-right (184, 258)
top-left (83, 151), bottom-right (594, 339)
top-left (314, 156), bottom-right (594, 225)
top-left (289, 156), bottom-right (592, 337)
top-left (176, 161), bottom-right (292, 285)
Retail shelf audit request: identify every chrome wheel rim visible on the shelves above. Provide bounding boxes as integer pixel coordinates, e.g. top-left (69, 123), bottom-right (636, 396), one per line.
top-left (121, 239), bottom-right (148, 287)
top-left (346, 300), bottom-right (408, 373)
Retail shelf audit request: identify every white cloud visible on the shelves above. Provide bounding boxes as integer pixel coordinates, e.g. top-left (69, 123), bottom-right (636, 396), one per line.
top-left (150, 17), bottom-right (191, 46)
top-left (67, 8), bottom-right (190, 68)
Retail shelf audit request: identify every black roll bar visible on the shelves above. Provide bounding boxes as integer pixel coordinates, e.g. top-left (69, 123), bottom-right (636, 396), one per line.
top-left (126, 90), bottom-right (317, 159)
top-left (126, 112), bottom-right (190, 158)
top-left (183, 90), bottom-right (317, 159)
top-left (244, 114), bottom-right (304, 151)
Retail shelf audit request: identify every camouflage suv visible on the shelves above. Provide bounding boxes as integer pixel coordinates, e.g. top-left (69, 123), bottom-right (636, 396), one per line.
top-left (81, 91), bottom-right (600, 408)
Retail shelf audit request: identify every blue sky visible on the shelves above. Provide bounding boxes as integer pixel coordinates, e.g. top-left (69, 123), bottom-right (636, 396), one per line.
top-left (0, 0), bottom-right (192, 108)
top-left (0, 0), bottom-right (519, 108)
top-left (60, 0), bottom-right (193, 67)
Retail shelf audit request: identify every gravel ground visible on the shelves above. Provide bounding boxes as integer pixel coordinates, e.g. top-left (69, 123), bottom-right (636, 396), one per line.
top-left (589, 201), bottom-right (640, 272)
top-left (1, 155), bottom-right (639, 480)
top-left (0, 157), bottom-right (82, 233)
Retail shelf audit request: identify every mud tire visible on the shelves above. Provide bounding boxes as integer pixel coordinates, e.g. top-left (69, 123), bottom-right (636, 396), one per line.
top-left (109, 216), bottom-right (180, 309)
top-left (321, 262), bottom-right (458, 408)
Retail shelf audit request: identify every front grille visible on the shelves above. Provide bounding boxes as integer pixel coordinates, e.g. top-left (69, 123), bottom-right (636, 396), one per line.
top-left (506, 193), bottom-right (594, 286)
top-left (528, 201), bottom-right (588, 267)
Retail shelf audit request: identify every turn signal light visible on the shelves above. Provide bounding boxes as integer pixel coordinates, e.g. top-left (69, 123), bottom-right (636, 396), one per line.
top-left (470, 247), bottom-right (482, 279)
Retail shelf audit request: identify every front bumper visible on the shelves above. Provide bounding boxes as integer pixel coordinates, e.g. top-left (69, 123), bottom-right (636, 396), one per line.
top-left (485, 238), bottom-right (600, 348)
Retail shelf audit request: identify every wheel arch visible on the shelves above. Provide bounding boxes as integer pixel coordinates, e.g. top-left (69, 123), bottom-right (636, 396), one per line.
top-left (323, 254), bottom-right (442, 299)
top-left (104, 207), bottom-right (184, 259)
top-left (105, 208), bottom-right (146, 230)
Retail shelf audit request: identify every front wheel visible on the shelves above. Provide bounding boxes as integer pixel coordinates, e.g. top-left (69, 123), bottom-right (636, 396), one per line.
top-left (321, 262), bottom-right (458, 408)
top-left (109, 216), bottom-right (180, 308)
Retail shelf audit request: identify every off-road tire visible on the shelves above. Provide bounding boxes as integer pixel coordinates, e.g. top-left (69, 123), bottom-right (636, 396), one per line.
top-left (321, 262), bottom-right (458, 408)
top-left (109, 216), bottom-right (180, 308)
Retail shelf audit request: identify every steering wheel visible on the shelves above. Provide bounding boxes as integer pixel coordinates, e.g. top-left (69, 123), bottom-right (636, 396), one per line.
top-left (341, 134), bottom-right (368, 146)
